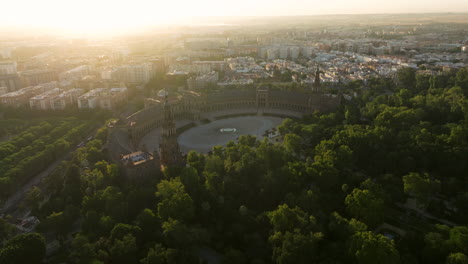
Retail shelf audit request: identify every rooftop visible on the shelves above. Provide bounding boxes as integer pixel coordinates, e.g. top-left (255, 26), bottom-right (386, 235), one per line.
top-left (0, 86), bottom-right (43, 98)
top-left (30, 88), bottom-right (61, 100)
top-left (121, 151), bottom-right (154, 166)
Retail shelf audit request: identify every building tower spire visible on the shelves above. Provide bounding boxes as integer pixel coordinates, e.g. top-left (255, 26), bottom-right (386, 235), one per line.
top-left (159, 94), bottom-right (184, 168)
top-left (313, 65), bottom-right (322, 93)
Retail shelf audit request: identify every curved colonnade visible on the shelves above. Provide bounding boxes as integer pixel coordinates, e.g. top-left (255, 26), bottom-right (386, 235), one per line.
top-left (119, 89), bottom-right (341, 145)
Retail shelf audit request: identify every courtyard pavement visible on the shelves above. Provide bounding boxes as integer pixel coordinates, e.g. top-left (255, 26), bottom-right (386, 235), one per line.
top-left (178, 116), bottom-right (283, 153)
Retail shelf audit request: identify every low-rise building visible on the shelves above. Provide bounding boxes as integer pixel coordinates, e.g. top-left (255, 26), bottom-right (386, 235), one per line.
top-left (0, 85), bottom-right (51, 108)
top-left (59, 65), bottom-right (90, 84)
top-left (0, 74), bottom-right (21, 92)
top-left (187, 71), bottom-right (219, 90)
top-left (168, 63), bottom-right (212, 75)
top-left (120, 151), bottom-right (159, 181)
top-left (49, 88), bottom-right (85, 110)
top-left (217, 78), bottom-right (254, 86)
top-left (77, 87), bottom-right (127, 110)
top-left (20, 69), bottom-right (58, 87)
top-left (115, 63), bottom-right (153, 84)
top-left (0, 61), bottom-right (17, 75)
top-left (0, 87), bottom-right (7, 96)
top-left (192, 61), bottom-right (226, 72)
top-left (29, 88), bottom-right (62, 110)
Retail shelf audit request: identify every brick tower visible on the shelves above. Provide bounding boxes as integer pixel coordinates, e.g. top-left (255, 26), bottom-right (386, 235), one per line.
top-left (159, 96), bottom-right (185, 168)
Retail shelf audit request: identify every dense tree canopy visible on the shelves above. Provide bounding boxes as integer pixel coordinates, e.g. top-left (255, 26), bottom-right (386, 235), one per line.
top-left (348, 231), bottom-right (400, 264)
top-left (3, 67), bottom-right (468, 264)
top-left (0, 233), bottom-right (46, 264)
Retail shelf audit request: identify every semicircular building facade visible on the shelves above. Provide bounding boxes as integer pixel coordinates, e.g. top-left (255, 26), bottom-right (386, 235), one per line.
top-left (122, 87), bottom-right (341, 144)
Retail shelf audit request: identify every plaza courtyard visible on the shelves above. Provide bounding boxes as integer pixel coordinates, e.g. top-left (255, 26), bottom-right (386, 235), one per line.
top-left (138, 115), bottom-right (284, 154)
top-left (178, 116), bottom-right (284, 153)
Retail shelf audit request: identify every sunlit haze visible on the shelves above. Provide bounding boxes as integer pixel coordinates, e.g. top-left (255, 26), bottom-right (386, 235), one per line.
top-left (1, 0), bottom-right (468, 34)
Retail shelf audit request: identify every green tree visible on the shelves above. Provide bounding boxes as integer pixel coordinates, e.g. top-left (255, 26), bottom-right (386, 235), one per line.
top-left (455, 67), bottom-right (468, 91)
top-left (109, 234), bottom-right (138, 264)
top-left (396, 89), bottom-right (412, 106)
top-left (0, 233), bottom-right (46, 264)
top-left (278, 119), bottom-right (301, 136)
top-left (238, 135), bottom-right (257, 147)
top-left (87, 147), bottom-right (103, 165)
top-left (268, 204), bottom-right (309, 232)
top-left (110, 223), bottom-right (142, 241)
top-left (204, 155), bottom-right (224, 175)
top-left (0, 218), bottom-right (15, 243)
top-left (450, 226), bottom-right (468, 254)
top-left (397, 67), bottom-right (416, 89)
top-left (140, 244), bottom-right (166, 264)
top-left (99, 215), bottom-right (116, 236)
top-left (283, 134), bottom-right (302, 155)
top-left (62, 164), bottom-right (82, 205)
top-left (186, 150), bottom-right (205, 173)
top-left (328, 212), bottom-right (367, 240)
top-left (69, 233), bottom-right (97, 264)
top-left (162, 218), bottom-right (191, 248)
top-left (348, 231), bottom-right (400, 264)
top-left (40, 210), bottom-right (75, 241)
top-left (100, 186), bottom-right (126, 221)
top-left (23, 186), bottom-right (43, 210)
top-left (95, 126), bottom-right (108, 142)
top-left (179, 167), bottom-right (201, 199)
top-left (423, 226), bottom-right (452, 263)
top-left (345, 188), bottom-right (384, 227)
top-left (156, 178), bottom-right (194, 222)
top-left (204, 171), bottom-right (224, 197)
top-left (223, 248), bottom-right (247, 264)
top-left (269, 229), bottom-right (323, 264)
top-left (446, 253), bottom-right (468, 264)
top-left (135, 209), bottom-right (161, 242)
top-left (416, 74), bottom-right (431, 91)
top-left (403, 172), bottom-right (440, 207)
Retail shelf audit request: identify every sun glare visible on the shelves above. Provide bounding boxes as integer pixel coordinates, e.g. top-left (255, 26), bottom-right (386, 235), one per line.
top-left (1, 0), bottom-right (209, 34)
top-left (1, 0), bottom-right (468, 34)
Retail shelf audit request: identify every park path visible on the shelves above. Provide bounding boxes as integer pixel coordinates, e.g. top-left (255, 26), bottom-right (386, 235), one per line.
top-left (0, 128), bottom-right (98, 216)
top-left (0, 151), bottom-right (71, 215)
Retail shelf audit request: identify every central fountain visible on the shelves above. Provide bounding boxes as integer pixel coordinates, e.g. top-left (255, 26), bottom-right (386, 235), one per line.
top-left (219, 128), bottom-right (237, 133)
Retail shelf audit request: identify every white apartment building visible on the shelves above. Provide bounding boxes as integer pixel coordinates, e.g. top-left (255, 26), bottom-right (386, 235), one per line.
top-left (290, 47), bottom-right (300, 59)
top-left (49, 88), bottom-right (85, 110)
top-left (0, 85), bottom-right (50, 108)
top-left (0, 87), bottom-right (7, 96)
top-left (117, 64), bottom-right (152, 83)
top-left (0, 61), bottom-right (17, 75)
top-left (29, 88), bottom-right (62, 110)
top-left (168, 63), bottom-right (211, 75)
top-left (301, 47), bottom-right (314, 58)
top-left (59, 65), bottom-right (90, 83)
top-left (100, 69), bottom-right (114, 80)
top-left (0, 48), bottom-right (12, 59)
top-left (267, 48), bottom-right (279, 60)
top-left (279, 47), bottom-right (289, 59)
top-left (78, 88), bottom-right (128, 110)
top-left (187, 71), bottom-right (219, 90)
top-left (192, 61), bottom-right (226, 72)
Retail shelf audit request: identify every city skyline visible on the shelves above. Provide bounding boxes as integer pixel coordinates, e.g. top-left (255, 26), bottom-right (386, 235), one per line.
top-left (1, 0), bottom-right (468, 34)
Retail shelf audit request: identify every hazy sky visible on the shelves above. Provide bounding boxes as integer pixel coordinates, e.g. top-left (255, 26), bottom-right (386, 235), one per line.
top-left (1, 0), bottom-right (468, 32)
